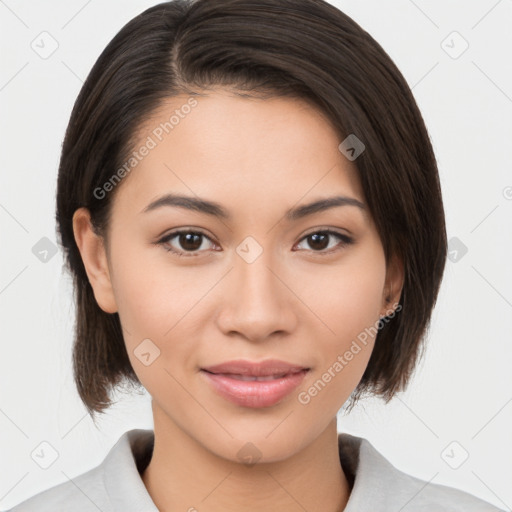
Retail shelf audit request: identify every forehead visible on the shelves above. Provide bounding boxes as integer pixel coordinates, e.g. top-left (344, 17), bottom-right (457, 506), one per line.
top-left (111, 90), bottom-right (365, 219)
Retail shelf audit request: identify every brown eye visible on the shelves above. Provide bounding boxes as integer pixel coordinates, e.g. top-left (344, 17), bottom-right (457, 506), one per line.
top-left (295, 230), bottom-right (354, 254)
top-left (158, 230), bottom-right (216, 257)
top-left (175, 232), bottom-right (203, 251)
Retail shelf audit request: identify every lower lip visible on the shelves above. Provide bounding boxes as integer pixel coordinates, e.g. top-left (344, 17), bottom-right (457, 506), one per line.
top-left (200, 369), bottom-right (309, 408)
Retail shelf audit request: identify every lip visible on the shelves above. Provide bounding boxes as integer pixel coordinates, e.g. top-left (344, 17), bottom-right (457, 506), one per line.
top-left (200, 359), bottom-right (310, 408)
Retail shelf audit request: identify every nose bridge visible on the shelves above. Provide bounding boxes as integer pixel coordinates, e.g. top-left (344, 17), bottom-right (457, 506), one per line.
top-left (217, 236), bottom-right (295, 340)
top-left (237, 245), bottom-right (280, 303)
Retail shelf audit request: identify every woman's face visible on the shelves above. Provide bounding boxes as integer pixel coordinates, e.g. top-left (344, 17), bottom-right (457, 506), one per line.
top-left (76, 89), bottom-right (402, 462)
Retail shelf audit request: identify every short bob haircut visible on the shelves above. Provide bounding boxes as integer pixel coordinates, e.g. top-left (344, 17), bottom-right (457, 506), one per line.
top-left (55, 0), bottom-right (447, 421)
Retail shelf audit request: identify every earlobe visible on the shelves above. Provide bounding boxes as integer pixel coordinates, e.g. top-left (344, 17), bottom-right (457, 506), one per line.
top-left (381, 253), bottom-right (404, 317)
top-left (72, 208), bottom-right (118, 314)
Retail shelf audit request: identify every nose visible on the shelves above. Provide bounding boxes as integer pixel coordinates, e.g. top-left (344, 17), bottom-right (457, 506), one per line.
top-left (216, 247), bottom-right (298, 343)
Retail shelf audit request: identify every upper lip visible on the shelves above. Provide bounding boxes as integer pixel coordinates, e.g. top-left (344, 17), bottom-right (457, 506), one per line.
top-left (201, 359), bottom-right (309, 377)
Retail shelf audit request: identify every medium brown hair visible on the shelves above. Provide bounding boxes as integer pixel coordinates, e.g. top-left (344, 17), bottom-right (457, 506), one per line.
top-left (55, 0), bottom-right (447, 421)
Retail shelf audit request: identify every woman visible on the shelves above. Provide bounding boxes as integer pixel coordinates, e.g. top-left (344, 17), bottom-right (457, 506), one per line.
top-left (6, 0), bottom-right (504, 510)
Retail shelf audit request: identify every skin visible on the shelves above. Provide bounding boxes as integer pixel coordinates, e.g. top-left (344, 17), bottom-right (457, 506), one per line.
top-left (73, 89), bottom-right (403, 512)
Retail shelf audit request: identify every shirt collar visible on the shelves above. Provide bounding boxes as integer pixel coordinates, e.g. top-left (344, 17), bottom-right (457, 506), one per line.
top-left (102, 429), bottom-right (158, 512)
top-left (101, 428), bottom-right (393, 511)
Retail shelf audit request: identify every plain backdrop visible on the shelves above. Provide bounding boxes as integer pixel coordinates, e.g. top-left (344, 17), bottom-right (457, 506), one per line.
top-left (1, 0), bottom-right (511, 510)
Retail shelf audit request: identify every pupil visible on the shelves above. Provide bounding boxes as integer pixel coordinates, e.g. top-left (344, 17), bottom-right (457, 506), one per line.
top-left (180, 233), bottom-right (202, 251)
top-left (309, 232), bottom-right (328, 250)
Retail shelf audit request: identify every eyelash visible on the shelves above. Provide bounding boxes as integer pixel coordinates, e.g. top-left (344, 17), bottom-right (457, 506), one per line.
top-left (156, 228), bottom-right (354, 258)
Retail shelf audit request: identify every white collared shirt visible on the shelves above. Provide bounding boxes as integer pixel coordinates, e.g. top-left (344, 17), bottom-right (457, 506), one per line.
top-left (5, 429), bottom-right (504, 511)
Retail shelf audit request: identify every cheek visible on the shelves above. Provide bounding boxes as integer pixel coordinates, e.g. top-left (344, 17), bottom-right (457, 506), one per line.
top-left (296, 266), bottom-right (385, 419)
top-left (108, 243), bottom-right (217, 390)
top-left (334, 268), bottom-right (385, 339)
top-left (109, 236), bottom-right (197, 334)
top-left (302, 249), bottom-right (387, 343)
top-left (297, 245), bottom-right (386, 402)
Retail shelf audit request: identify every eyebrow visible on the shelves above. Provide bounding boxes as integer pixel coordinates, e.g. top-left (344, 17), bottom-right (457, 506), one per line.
top-left (140, 193), bottom-right (365, 221)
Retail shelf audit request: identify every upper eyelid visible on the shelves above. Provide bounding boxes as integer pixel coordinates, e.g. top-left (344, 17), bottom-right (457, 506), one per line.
top-left (161, 228), bottom-right (215, 244)
top-left (300, 226), bottom-right (352, 238)
top-left (160, 226), bottom-right (351, 240)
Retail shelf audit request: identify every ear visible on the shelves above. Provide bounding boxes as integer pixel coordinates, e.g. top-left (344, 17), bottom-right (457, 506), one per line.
top-left (380, 252), bottom-right (404, 317)
top-left (72, 207), bottom-right (118, 314)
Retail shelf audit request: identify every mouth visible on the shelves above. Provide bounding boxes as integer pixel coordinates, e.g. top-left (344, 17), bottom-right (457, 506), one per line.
top-left (206, 372), bottom-right (298, 381)
top-left (200, 359), bottom-right (310, 408)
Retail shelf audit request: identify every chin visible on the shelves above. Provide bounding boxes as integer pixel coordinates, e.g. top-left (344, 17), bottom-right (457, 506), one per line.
top-left (203, 420), bottom-right (317, 466)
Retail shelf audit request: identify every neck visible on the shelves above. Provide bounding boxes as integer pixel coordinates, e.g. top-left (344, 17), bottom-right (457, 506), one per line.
top-left (141, 405), bottom-right (351, 512)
